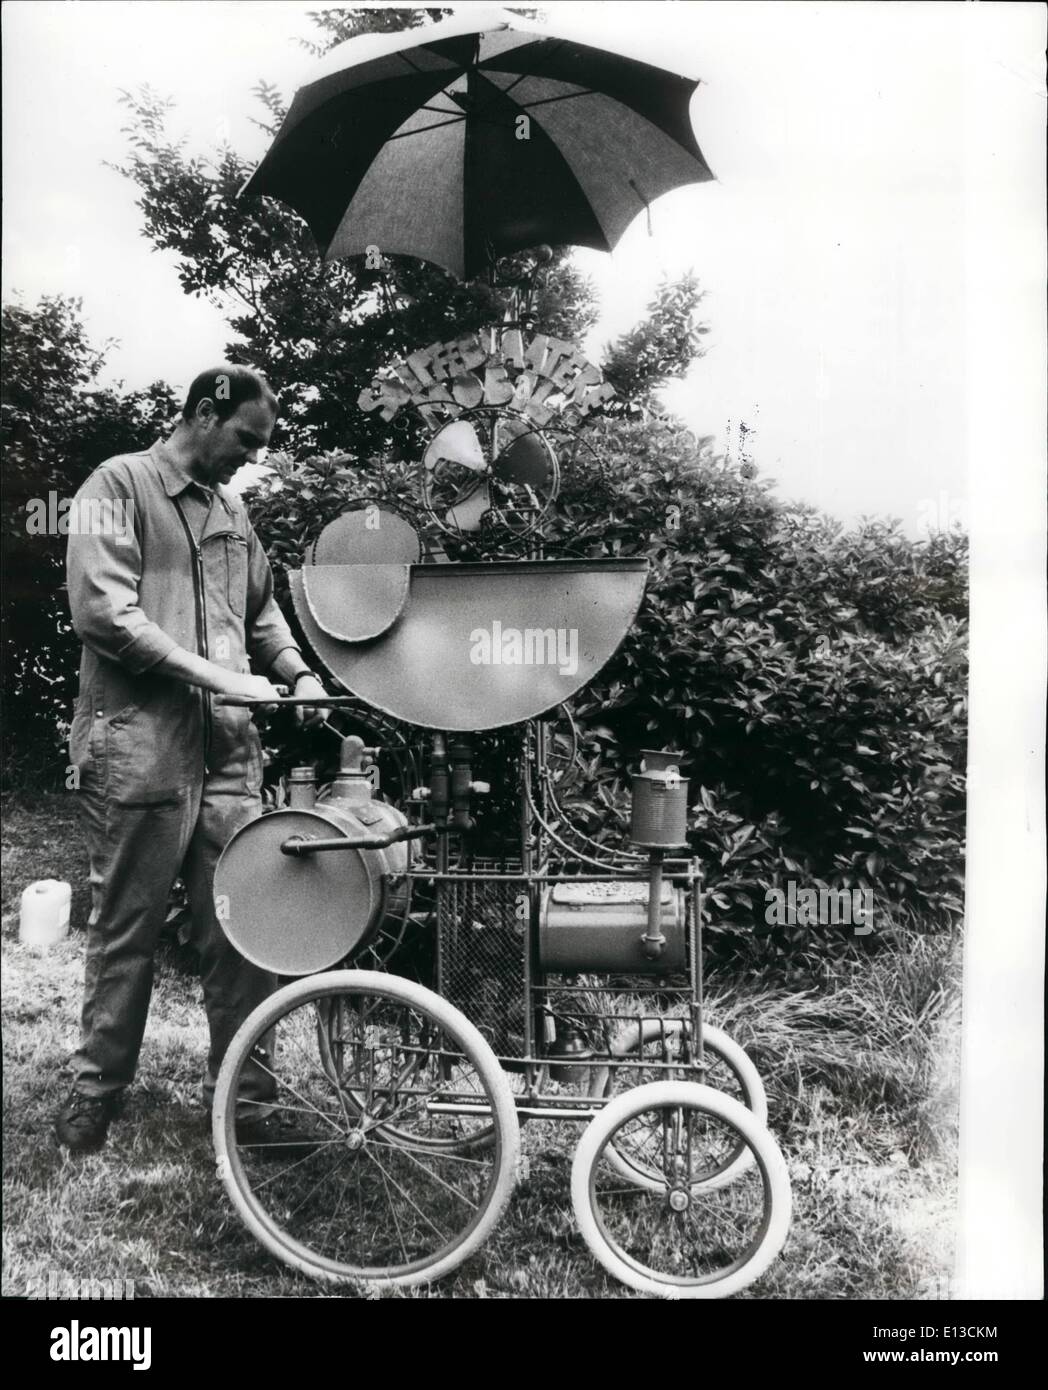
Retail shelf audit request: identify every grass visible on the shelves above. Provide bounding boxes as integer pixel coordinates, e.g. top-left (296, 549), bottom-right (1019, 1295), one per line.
top-left (2, 790), bottom-right (959, 1299)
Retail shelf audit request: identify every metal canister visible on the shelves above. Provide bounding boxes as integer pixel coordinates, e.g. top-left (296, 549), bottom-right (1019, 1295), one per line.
top-left (286, 765), bottom-right (317, 809)
top-left (629, 749), bottom-right (689, 848)
top-left (546, 1029), bottom-right (595, 1084)
top-left (538, 880), bottom-right (687, 974)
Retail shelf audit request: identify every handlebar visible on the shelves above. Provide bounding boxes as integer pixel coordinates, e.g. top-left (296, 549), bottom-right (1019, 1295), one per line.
top-left (215, 695), bottom-right (360, 707)
top-left (280, 825), bottom-right (439, 856)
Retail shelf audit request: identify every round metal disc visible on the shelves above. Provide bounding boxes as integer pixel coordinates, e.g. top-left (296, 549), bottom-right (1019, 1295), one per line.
top-left (311, 507), bottom-right (421, 566)
top-left (214, 810), bottom-right (378, 975)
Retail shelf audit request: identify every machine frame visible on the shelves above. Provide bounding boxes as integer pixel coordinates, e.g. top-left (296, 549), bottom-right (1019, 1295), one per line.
top-left (212, 705), bottom-right (792, 1298)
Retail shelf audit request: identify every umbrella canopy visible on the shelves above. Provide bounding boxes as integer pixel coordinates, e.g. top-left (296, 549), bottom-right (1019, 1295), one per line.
top-left (242, 7), bottom-right (714, 281)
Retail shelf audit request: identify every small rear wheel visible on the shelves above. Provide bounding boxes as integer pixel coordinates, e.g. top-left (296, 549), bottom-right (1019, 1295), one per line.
top-left (572, 1081), bottom-right (791, 1299)
top-left (588, 1021), bottom-right (767, 1191)
top-left (214, 970), bottom-right (520, 1289)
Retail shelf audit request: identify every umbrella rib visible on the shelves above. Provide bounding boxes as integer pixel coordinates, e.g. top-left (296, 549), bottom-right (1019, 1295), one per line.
top-left (490, 67), bottom-right (535, 106)
top-left (385, 110), bottom-right (536, 141)
top-left (386, 115), bottom-right (467, 140)
top-left (473, 38), bottom-right (568, 118)
top-left (394, 50), bottom-right (430, 78)
top-left (349, 97), bottom-right (468, 118)
top-left (415, 102), bottom-right (470, 116)
top-left (515, 89), bottom-right (598, 112)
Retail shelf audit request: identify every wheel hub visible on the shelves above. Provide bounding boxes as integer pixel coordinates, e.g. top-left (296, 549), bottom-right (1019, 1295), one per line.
top-left (668, 1186), bottom-right (690, 1213)
top-left (344, 1129), bottom-right (366, 1152)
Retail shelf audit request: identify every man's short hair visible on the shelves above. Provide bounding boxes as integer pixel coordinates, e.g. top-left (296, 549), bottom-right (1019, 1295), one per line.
top-left (182, 365), bottom-right (278, 423)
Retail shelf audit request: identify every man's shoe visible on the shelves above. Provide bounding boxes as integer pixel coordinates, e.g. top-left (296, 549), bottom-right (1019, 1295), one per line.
top-left (56, 1090), bottom-right (123, 1153)
top-left (234, 1113), bottom-right (321, 1162)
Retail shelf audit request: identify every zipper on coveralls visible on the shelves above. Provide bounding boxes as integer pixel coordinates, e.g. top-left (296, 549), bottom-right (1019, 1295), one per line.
top-left (173, 499), bottom-right (213, 773)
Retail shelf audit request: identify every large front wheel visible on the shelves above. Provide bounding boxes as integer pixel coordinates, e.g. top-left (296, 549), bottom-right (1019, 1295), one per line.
top-left (213, 970), bottom-right (520, 1289)
top-left (572, 1081), bottom-right (791, 1299)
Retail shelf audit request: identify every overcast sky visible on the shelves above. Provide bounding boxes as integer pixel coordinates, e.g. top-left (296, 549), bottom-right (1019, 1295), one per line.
top-left (2, 1), bottom-right (1044, 529)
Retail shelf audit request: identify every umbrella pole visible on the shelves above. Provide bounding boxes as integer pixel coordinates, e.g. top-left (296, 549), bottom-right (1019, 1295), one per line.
top-left (487, 245), bottom-right (552, 338)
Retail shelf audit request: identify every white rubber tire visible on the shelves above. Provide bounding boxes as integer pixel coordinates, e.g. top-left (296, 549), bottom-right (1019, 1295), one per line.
top-left (572, 1080), bottom-right (792, 1300)
top-left (213, 969), bottom-right (520, 1289)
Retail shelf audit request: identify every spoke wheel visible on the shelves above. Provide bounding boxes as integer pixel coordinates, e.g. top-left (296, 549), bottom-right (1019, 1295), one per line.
top-left (214, 971), bottom-right (520, 1288)
top-left (315, 993), bottom-right (536, 1154)
top-left (588, 1021), bottom-right (767, 1191)
top-left (572, 1081), bottom-right (791, 1299)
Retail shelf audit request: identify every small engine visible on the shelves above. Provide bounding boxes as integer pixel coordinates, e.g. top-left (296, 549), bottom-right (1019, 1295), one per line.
top-left (213, 736), bottom-right (416, 976)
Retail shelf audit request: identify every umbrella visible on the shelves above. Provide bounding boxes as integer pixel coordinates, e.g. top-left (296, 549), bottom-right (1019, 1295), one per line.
top-left (242, 6), bottom-right (714, 281)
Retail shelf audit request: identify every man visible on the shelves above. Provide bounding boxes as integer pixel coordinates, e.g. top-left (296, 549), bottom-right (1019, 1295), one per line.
top-left (59, 365), bottom-right (330, 1152)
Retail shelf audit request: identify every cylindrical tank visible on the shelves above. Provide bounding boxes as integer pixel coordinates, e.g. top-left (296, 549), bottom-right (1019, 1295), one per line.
top-left (214, 777), bottom-right (414, 976)
top-left (286, 765), bottom-right (318, 809)
top-left (538, 880), bottom-right (686, 974)
top-left (629, 749), bottom-right (690, 849)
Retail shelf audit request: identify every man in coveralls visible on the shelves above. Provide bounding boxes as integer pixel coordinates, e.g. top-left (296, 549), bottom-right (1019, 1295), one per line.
top-left (58, 365), bottom-right (330, 1152)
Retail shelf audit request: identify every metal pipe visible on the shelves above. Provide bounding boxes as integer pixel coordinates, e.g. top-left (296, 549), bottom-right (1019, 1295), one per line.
top-left (448, 736), bottom-right (475, 832)
top-left (425, 1101), bottom-right (602, 1122)
top-left (280, 825), bottom-right (437, 856)
top-left (523, 759), bottom-right (639, 872)
top-left (640, 848), bottom-right (666, 959)
top-left (542, 775), bottom-right (647, 862)
top-left (215, 695), bottom-right (362, 707)
top-left (691, 857), bottom-right (705, 1067)
top-left (510, 1105), bottom-right (602, 1122)
top-left (411, 867), bottom-right (694, 883)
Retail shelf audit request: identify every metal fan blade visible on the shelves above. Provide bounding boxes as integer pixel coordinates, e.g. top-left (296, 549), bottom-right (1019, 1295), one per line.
top-left (493, 431), bottom-right (551, 488)
top-left (445, 481), bottom-right (491, 533)
top-left (424, 419), bottom-right (487, 473)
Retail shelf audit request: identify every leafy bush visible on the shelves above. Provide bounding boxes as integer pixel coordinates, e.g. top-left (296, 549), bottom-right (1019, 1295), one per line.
top-left (553, 418), bottom-right (967, 962)
top-left (1, 297), bottom-right (178, 787)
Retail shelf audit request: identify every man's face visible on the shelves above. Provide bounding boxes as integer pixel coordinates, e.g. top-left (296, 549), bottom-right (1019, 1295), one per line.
top-left (194, 398), bottom-right (276, 487)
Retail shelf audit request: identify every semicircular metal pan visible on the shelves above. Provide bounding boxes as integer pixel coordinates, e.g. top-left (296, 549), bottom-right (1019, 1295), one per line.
top-left (290, 557), bottom-right (648, 731)
top-left (302, 563), bottom-right (411, 641)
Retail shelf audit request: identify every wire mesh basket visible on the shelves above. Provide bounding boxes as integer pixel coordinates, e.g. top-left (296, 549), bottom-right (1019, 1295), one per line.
top-left (436, 876), bottom-right (529, 1057)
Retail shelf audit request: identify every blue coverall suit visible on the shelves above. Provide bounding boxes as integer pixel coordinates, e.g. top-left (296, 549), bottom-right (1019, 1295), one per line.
top-left (66, 441), bottom-right (302, 1111)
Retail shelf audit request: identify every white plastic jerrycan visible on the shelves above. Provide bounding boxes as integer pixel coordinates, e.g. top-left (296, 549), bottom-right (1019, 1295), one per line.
top-left (19, 879), bottom-right (72, 948)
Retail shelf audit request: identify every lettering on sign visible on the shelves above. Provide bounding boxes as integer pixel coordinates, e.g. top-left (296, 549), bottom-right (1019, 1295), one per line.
top-left (358, 331), bottom-right (616, 432)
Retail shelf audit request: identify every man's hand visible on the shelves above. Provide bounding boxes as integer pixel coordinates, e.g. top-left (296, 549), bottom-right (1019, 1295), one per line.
top-left (292, 673), bottom-right (332, 727)
top-left (219, 672), bottom-right (285, 707)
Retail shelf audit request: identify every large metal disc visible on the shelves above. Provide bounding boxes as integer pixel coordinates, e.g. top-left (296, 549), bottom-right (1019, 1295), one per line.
top-left (311, 507), bottom-right (421, 565)
top-left (214, 810), bottom-right (378, 975)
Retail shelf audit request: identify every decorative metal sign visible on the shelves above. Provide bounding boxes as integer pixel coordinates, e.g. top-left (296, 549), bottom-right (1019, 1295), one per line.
top-left (358, 329), bottom-right (615, 432)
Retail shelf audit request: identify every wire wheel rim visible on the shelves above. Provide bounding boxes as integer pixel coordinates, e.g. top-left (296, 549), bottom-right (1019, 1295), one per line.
top-left (315, 997), bottom-right (498, 1154)
top-left (215, 972), bottom-right (518, 1284)
top-left (572, 1082), bottom-right (791, 1297)
top-left (588, 1107), bottom-right (776, 1288)
top-left (590, 1022), bottom-right (765, 1190)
